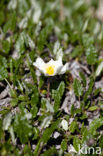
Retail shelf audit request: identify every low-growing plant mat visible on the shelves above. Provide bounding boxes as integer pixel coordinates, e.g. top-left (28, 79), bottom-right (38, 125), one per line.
top-left (0, 0), bottom-right (103, 155)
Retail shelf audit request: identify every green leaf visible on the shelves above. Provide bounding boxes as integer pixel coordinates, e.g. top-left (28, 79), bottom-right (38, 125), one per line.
top-left (82, 33), bottom-right (94, 47)
top-left (41, 119), bottom-right (60, 143)
top-left (52, 81), bottom-right (65, 112)
top-left (30, 85), bottom-right (39, 118)
top-left (69, 121), bottom-right (78, 133)
top-left (70, 46), bottom-right (83, 58)
top-left (34, 120), bottom-right (60, 156)
top-left (23, 144), bottom-right (33, 156)
top-left (2, 40), bottom-right (11, 54)
top-left (30, 106), bottom-right (38, 118)
top-left (15, 32), bottom-right (25, 56)
top-left (37, 24), bottom-right (53, 51)
top-left (13, 108), bottom-right (32, 143)
top-left (18, 0), bottom-right (30, 15)
top-left (3, 12), bottom-right (16, 32)
top-left (73, 136), bottom-right (81, 152)
top-left (0, 119), bottom-right (4, 140)
top-left (0, 11), bottom-right (4, 25)
top-left (94, 88), bottom-right (101, 96)
top-left (61, 139), bottom-right (67, 151)
top-left (31, 85), bottom-right (39, 106)
top-left (88, 106), bottom-right (98, 111)
top-left (41, 146), bottom-right (57, 156)
top-left (0, 56), bottom-right (8, 68)
top-left (99, 136), bottom-right (103, 148)
top-left (82, 128), bottom-right (89, 143)
top-left (73, 79), bottom-right (83, 97)
top-left (89, 118), bottom-right (103, 135)
top-left (32, 127), bottom-right (39, 140)
top-left (70, 104), bottom-right (75, 116)
top-left (41, 98), bottom-right (54, 113)
top-left (84, 77), bottom-right (94, 101)
top-left (0, 67), bottom-right (8, 80)
top-left (27, 59), bottom-right (37, 83)
top-left (86, 44), bottom-right (98, 65)
top-left (24, 33), bottom-right (35, 49)
top-left (79, 72), bottom-right (86, 87)
top-left (15, 32), bottom-right (35, 57)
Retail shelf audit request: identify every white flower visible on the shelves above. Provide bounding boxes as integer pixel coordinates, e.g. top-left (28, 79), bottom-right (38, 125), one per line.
top-left (61, 119), bottom-right (68, 131)
top-left (33, 57), bottom-right (68, 76)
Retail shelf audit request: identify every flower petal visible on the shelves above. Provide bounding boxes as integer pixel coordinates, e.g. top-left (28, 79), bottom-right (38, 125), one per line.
top-left (33, 57), bottom-right (68, 76)
top-left (33, 57), bottom-right (46, 73)
top-left (46, 59), bottom-right (63, 75)
top-left (33, 57), bottom-right (45, 67)
top-left (59, 63), bottom-right (68, 74)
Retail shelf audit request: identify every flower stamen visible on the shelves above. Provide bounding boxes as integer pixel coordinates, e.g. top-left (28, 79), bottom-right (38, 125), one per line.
top-left (46, 65), bottom-right (55, 75)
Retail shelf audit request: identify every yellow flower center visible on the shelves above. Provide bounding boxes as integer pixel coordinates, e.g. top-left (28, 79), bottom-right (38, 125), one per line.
top-left (46, 65), bottom-right (55, 75)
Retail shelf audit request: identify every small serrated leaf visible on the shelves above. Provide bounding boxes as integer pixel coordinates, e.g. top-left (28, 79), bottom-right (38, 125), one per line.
top-left (34, 120), bottom-right (60, 156)
top-left (61, 139), bottom-right (68, 151)
top-left (84, 77), bottom-right (94, 101)
top-left (86, 45), bottom-right (98, 65)
top-left (73, 79), bottom-right (83, 97)
top-left (52, 81), bottom-right (65, 112)
top-left (82, 33), bottom-right (94, 47)
top-left (89, 118), bottom-right (103, 135)
top-left (15, 32), bottom-right (35, 57)
top-left (73, 136), bottom-right (81, 152)
top-left (79, 72), bottom-right (86, 87)
top-left (69, 121), bottom-right (78, 133)
top-left (13, 108), bottom-right (32, 143)
top-left (0, 67), bottom-right (8, 80)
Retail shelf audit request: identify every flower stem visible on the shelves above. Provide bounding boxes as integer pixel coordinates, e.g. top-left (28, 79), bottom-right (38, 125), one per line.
top-left (47, 78), bottom-right (50, 99)
top-left (60, 0), bottom-right (64, 21)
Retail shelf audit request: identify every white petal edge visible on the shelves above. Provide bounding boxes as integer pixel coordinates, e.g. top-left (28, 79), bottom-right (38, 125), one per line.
top-left (33, 57), bottom-right (45, 67)
top-left (59, 63), bottom-right (68, 74)
top-left (33, 57), bottom-right (46, 73)
top-left (33, 57), bottom-right (68, 76)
